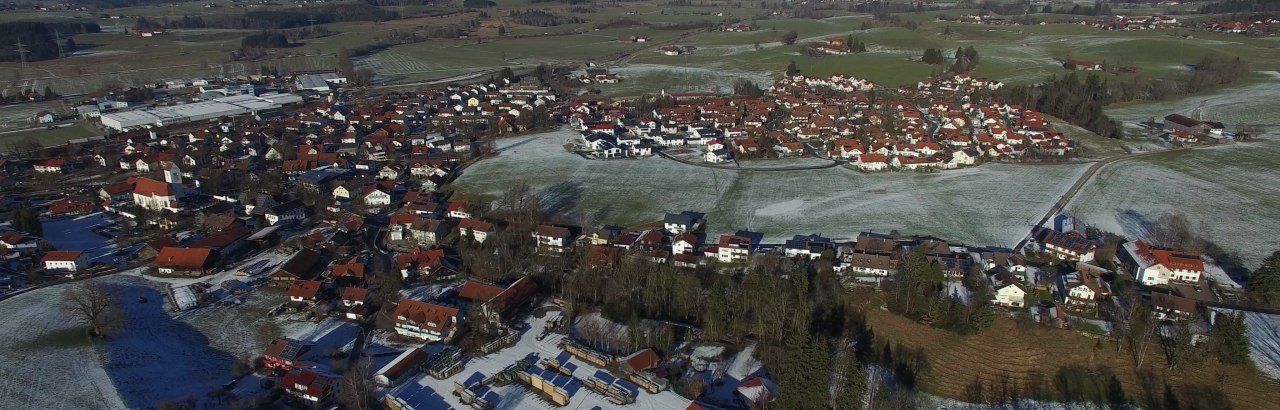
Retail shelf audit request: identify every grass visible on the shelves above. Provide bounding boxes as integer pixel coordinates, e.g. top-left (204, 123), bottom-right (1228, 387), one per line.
top-left (0, 122), bottom-right (99, 148)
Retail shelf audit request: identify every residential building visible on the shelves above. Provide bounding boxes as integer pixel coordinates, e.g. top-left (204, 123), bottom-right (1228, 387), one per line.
top-left (392, 300), bottom-right (461, 342)
top-left (154, 247), bottom-right (217, 276)
top-left (42, 251), bottom-right (87, 271)
top-left (1121, 241), bottom-right (1205, 287)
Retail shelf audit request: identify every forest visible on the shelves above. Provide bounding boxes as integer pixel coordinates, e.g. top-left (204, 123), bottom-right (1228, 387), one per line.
top-left (0, 21), bottom-right (99, 62)
top-left (240, 31), bottom-right (293, 49)
top-left (507, 10), bottom-right (583, 27)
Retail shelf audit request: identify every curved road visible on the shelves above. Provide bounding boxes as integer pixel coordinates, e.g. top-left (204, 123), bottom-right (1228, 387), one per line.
top-left (656, 149), bottom-right (844, 171)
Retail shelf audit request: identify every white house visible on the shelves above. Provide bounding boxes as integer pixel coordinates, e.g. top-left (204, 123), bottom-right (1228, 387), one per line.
top-left (716, 234), bottom-right (753, 263)
top-left (672, 233), bottom-right (698, 255)
top-left (1122, 241), bottom-right (1204, 286)
top-left (392, 300), bottom-right (460, 342)
top-left (994, 282), bottom-right (1027, 308)
top-left (42, 251), bottom-right (86, 272)
top-left (362, 186), bottom-right (393, 206)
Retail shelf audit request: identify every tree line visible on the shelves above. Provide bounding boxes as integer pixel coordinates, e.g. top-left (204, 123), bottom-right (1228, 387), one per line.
top-left (0, 21), bottom-right (99, 62)
top-left (507, 10), bottom-right (583, 27)
top-left (152, 5), bottom-right (398, 31)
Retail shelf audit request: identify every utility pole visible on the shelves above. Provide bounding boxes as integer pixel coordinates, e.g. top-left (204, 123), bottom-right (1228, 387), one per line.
top-left (309, 15), bottom-right (317, 34)
top-left (52, 29), bottom-right (64, 59)
top-left (14, 42), bottom-right (28, 70)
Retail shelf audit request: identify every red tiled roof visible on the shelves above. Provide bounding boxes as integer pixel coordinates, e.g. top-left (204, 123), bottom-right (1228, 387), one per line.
top-left (133, 177), bottom-right (175, 197)
top-left (154, 247), bottom-right (214, 269)
top-left (287, 280), bottom-right (323, 299)
top-left (393, 300), bottom-right (459, 333)
top-left (42, 250), bottom-right (83, 262)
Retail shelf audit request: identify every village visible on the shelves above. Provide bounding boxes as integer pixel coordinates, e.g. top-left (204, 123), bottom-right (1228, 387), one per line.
top-left (0, 55), bottom-right (1272, 409)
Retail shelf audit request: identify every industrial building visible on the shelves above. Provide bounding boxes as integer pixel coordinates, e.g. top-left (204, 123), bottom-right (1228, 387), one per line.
top-left (98, 92), bottom-right (303, 131)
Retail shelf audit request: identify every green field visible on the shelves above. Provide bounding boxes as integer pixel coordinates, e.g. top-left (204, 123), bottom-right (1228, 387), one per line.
top-left (0, 123), bottom-right (99, 149)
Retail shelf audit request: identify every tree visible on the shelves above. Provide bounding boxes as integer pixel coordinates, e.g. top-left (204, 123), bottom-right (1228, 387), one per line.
top-left (62, 282), bottom-right (121, 339)
top-left (1249, 250), bottom-right (1280, 295)
top-left (1213, 312), bottom-right (1251, 365)
top-left (785, 60), bottom-right (799, 76)
top-left (776, 332), bottom-right (831, 409)
top-left (339, 358), bottom-right (378, 409)
top-left (10, 203), bottom-right (42, 236)
top-left (833, 342), bottom-right (868, 409)
top-left (782, 30), bottom-right (798, 45)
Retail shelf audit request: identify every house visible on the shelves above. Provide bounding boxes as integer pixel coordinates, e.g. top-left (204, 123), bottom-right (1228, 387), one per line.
top-left (1121, 241), bottom-right (1204, 287)
top-left (856, 153), bottom-right (888, 171)
top-left (783, 234), bottom-right (833, 259)
top-left (270, 249), bottom-right (323, 286)
top-left (330, 258), bottom-right (366, 285)
top-left (841, 249), bottom-right (895, 277)
top-left (663, 211), bottom-right (705, 234)
top-left (341, 287), bottom-right (369, 320)
top-left (362, 185), bottom-right (393, 206)
top-left (395, 248), bottom-right (448, 279)
top-left (262, 338), bottom-right (315, 370)
top-left (287, 280), bottom-right (324, 303)
top-left (1151, 292), bottom-right (1198, 320)
top-left (533, 225), bottom-right (575, 254)
top-left (42, 250), bottom-right (87, 271)
top-left (716, 233), bottom-right (755, 263)
top-left (1059, 268), bottom-right (1108, 307)
top-left (35, 111), bottom-right (56, 124)
top-left (735, 377), bottom-right (777, 408)
top-left (408, 219), bottom-right (452, 245)
top-left (34, 158), bottom-right (65, 173)
top-left (132, 177), bottom-right (182, 212)
top-left (993, 279), bottom-right (1028, 308)
top-left (392, 299), bottom-right (461, 342)
top-left (154, 247), bottom-right (217, 276)
top-left (456, 218), bottom-right (495, 243)
top-left (1163, 114), bottom-right (1209, 135)
top-left (1064, 59), bottom-right (1102, 70)
top-left (265, 200), bottom-right (308, 226)
top-left (279, 367), bottom-right (337, 407)
top-left (1037, 228), bottom-right (1096, 261)
top-left (672, 232), bottom-right (699, 255)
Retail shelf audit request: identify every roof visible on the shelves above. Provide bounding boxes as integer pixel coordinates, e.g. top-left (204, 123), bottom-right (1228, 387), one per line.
top-left (154, 247), bottom-right (214, 269)
top-left (42, 250), bottom-right (84, 262)
top-left (331, 258), bottom-right (366, 278)
top-left (276, 249), bottom-right (322, 279)
top-left (535, 225), bottom-right (572, 239)
top-left (1152, 292), bottom-right (1198, 314)
top-left (341, 287), bottom-right (368, 302)
top-left (1151, 249), bottom-right (1204, 272)
top-left (376, 347), bottom-right (427, 381)
top-left (133, 177), bottom-right (176, 197)
top-left (287, 280), bottom-right (323, 299)
top-left (458, 280), bottom-right (505, 303)
top-left (622, 348), bottom-right (661, 373)
top-left (1164, 114), bottom-right (1203, 128)
top-left (393, 300), bottom-right (459, 332)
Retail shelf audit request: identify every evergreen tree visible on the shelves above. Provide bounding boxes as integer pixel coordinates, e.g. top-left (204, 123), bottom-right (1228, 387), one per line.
top-left (1248, 250), bottom-right (1280, 294)
top-left (1213, 312), bottom-right (1251, 365)
top-left (777, 332), bottom-right (831, 409)
top-left (785, 60), bottom-right (799, 76)
top-left (834, 351), bottom-right (868, 409)
top-left (11, 203), bottom-right (41, 236)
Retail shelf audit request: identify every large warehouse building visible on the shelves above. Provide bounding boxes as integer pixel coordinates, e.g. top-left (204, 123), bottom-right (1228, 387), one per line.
top-left (99, 93), bottom-right (303, 131)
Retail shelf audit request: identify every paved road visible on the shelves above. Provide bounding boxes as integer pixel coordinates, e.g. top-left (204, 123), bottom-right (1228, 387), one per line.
top-left (656, 149), bottom-right (843, 171)
top-left (1011, 146), bottom-right (1198, 251)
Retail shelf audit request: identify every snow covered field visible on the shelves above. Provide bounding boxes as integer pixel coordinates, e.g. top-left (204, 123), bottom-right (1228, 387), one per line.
top-left (1212, 309), bottom-right (1280, 381)
top-left (389, 309), bottom-right (693, 410)
top-left (453, 130), bottom-right (1088, 247)
top-left (1067, 140), bottom-right (1280, 270)
top-left (0, 274), bottom-right (239, 409)
top-left (0, 278), bottom-right (127, 410)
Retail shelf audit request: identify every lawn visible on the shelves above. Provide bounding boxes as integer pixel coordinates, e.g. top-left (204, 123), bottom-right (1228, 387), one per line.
top-left (0, 122), bottom-right (99, 148)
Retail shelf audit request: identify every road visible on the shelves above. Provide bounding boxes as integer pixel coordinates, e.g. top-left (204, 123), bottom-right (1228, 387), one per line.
top-left (1011, 146), bottom-right (1200, 251)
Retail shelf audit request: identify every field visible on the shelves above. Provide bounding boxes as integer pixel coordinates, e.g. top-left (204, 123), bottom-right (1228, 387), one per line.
top-left (453, 129), bottom-right (1088, 247)
top-left (864, 308), bottom-right (1280, 408)
top-left (0, 277), bottom-right (128, 410)
top-left (0, 101), bottom-right (63, 131)
top-left (1068, 76), bottom-right (1280, 270)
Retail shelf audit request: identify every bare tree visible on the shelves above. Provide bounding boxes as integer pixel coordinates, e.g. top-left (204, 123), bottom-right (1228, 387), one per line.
top-left (62, 282), bottom-right (122, 339)
top-left (339, 358), bottom-right (378, 410)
